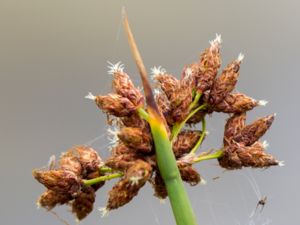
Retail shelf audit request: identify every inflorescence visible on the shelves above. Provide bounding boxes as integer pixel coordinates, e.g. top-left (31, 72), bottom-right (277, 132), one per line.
top-left (33, 34), bottom-right (282, 221)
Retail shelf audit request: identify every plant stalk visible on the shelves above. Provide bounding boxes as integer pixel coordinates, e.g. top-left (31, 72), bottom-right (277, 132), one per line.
top-left (122, 8), bottom-right (198, 225)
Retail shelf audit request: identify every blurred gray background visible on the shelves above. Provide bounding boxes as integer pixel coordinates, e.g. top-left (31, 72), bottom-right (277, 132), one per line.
top-left (0, 0), bottom-right (298, 224)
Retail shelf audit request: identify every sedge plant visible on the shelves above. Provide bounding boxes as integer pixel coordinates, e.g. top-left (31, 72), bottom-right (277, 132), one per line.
top-left (32, 9), bottom-right (282, 225)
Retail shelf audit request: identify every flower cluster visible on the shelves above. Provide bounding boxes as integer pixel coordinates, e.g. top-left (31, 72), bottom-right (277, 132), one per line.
top-left (33, 146), bottom-right (104, 220)
top-left (33, 34), bottom-right (281, 221)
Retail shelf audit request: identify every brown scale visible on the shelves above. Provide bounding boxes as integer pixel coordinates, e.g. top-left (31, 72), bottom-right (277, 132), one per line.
top-left (106, 160), bottom-right (152, 210)
top-left (196, 42), bottom-right (221, 93)
top-left (209, 59), bottom-right (241, 106)
top-left (223, 113), bottom-right (246, 146)
top-left (214, 93), bottom-right (259, 113)
top-left (32, 169), bottom-right (81, 197)
top-left (72, 186), bottom-right (96, 221)
top-left (150, 172), bottom-right (168, 199)
top-left (37, 189), bottom-right (72, 210)
top-left (118, 127), bottom-right (153, 154)
top-left (112, 71), bottom-right (144, 107)
top-left (95, 94), bottom-right (139, 117)
top-left (172, 130), bottom-right (202, 158)
top-left (234, 114), bottom-right (275, 146)
top-left (178, 162), bottom-right (201, 186)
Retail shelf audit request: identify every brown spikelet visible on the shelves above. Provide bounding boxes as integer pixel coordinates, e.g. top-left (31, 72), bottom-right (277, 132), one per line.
top-left (72, 186), bottom-right (96, 221)
top-left (178, 162), bottom-right (201, 186)
top-left (234, 114), bottom-right (275, 146)
top-left (112, 71), bottom-right (144, 107)
top-left (117, 127), bottom-right (153, 153)
top-left (155, 91), bottom-right (171, 119)
top-left (74, 146), bottom-right (103, 173)
top-left (105, 153), bottom-right (139, 171)
top-left (218, 144), bottom-right (243, 169)
top-left (106, 160), bottom-right (152, 210)
top-left (33, 169), bottom-right (81, 196)
top-left (59, 152), bottom-right (82, 176)
top-left (150, 172), bottom-right (168, 199)
top-left (237, 142), bottom-right (279, 168)
top-left (173, 130), bottom-right (202, 158)
top-left (219, 141), bottom-right (279, 169)
top-left (195, 37), bottom-right (221, 93)
top-left (111, 143), bottom-right (133, 156)
top-left (121, 112), bottom-right (146, 128)
top-left (37, 190), bottom-right (71, 210)
top-left (214, 93), bottom-right (258, 113)
top-left (95, 94), bottom-right (138, 117)
top-left (209, 58), bottom-right (242, 105)
top-left (170, 78), bottom-right (193, 122)
top-left (223, 113), bottom-right (246, 146)
top-left (153, 73), bottom-right (179, 100)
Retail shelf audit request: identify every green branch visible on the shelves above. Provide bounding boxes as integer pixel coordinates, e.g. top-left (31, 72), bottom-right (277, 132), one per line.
top-left (171, 103), bottom-right (207, 141)
top-left (190, 118), bottom-right (206, 154)
top-left (83, 172), bottom-right (123, 186)
top-left (193, 150), bottom-right (223, 163)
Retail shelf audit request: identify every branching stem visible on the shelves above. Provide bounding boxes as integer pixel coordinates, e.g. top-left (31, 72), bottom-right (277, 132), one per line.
top-left (83, 172), bottom-right (123, 186)
top-left (193, 150), bottom-right (223, 163)
top-left (190, 118), bottom-right (206, 154)
top-left (171, 103), bottom-right (207, 141)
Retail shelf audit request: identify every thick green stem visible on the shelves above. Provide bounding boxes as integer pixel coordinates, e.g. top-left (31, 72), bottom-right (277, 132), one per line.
top-left (190, 118), bottom-right (206, 154)
top-left (171, 104), bottom-right (207, 141)
top-left (193, 150), bottom-right (223, 163)
top-left (83, 173), bottom-right (123, 186)
top-left (151, 121), bottom-right (197, 225)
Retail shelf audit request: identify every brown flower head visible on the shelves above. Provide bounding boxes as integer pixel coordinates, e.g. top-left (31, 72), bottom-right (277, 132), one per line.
top-left (233, 114), bottom-right (275, 146)
top-left (37, 189), bottom-right (71, 210)
top-left (209, 53), bottom-right (244, 105)
top-left (33, 169), bottom-right (81, 196)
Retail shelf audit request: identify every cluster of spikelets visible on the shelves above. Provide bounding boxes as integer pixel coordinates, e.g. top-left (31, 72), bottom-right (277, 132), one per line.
top-left (33, 34), bottom-right (282, 221)
top-left (33, 146), bottom-right (105, 220)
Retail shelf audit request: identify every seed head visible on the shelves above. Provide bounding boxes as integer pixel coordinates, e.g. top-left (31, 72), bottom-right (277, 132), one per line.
top-left (33, 169), bottom-right (81, 196)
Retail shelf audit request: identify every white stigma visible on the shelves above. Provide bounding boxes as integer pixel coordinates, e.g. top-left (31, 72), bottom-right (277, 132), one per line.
top-left (278, 161), bottom-right (285, 167)
top-left (98, 207), bottom-right (109, 217)
top-left (205, 130), bottom-right (210, 136)
top-left (262, 140), bottom-right (269, 149)
top-left (237, 53), bottom-right (245, 62)
top-left (150, 66), bottom-right (166, 79)
top-left (107, 127), bottom-right (119, 146)
top-left (107, 61), bottom-right (124, 75)
top-left (47, 155), bottom-right (56, 170)
top-left (154, 88), bottom-right (161, 97)
top-left (200, 178), bottom-right (207, 185)
top-left (85, 92), bottom-right (96, 100)
top-left (258, 100), bottom-right (268, 106)
top-left (209, 33), bottom-right (222, 48)
top-left (159, 198), bottom-right (166, 204)
top-left (129, 176), bottom-right (142, 186)
top-left (185, 67), bottom-right (193, 78)
top-left (36, 201), bottom-right (41, 209)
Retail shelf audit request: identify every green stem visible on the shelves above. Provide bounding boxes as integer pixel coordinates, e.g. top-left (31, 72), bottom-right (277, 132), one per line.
top-left (137, 108), bottom-right (150, 121)
top-left (193, 150), bottom-right (223, 163)
top-left (83, 172), bottom-right (123, 186)
top-left (190, 118), bottom-right (206, 154)
top-left (150, 122), bottom-right (197, 225)
top-left (98, 166), bottom-right (113, 173)
top-left (171, 103), bottom-right (207, 141)
top-left (189, 92), bottom-right (202, 110)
